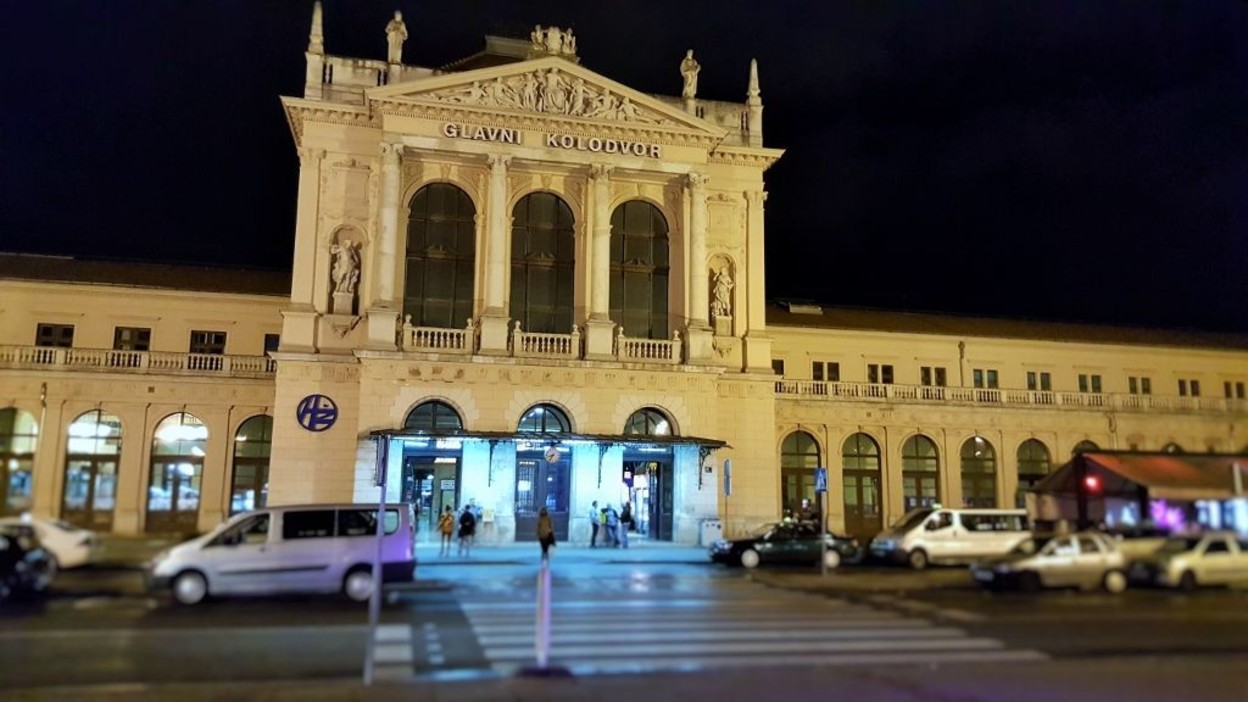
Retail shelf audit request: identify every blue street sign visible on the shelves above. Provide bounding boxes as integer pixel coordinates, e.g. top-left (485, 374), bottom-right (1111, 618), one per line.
top-left (296, 394), bottom-right (338, 432)
top-left (814, 467), bottom-right (828, 494)
top-left (723, 459), bottom-right (732, 497)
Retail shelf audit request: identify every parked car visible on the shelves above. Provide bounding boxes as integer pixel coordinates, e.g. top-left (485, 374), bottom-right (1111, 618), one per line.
top-left (709, 521), bottom-right (861, 569)
top-left (147, 503), bottom-right (417, 605)
top-left (0, 524), bottom-right (56, 602)
top-left (971, 532), bottom-right (1129, 593)
top-left (1131, 531), bottom-right (1248, 591)
top-left (0, 514), bottom-right (98, 569)
top-left (870, 507), bottom-right (1031, 569)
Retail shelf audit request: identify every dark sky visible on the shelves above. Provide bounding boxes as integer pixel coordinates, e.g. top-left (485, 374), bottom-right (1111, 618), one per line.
top-left (3, 1), bottom-right (1247, 333)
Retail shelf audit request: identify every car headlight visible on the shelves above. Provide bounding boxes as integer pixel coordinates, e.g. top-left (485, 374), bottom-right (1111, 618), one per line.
top-left (148, 549), bottom-right (171, 568)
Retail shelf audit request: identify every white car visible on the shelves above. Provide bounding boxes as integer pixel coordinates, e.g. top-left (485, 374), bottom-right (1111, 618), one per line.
top-left (0, 514), bottom-right (98, 569)
top-left (1136, 532), bottom-right (1248, 591)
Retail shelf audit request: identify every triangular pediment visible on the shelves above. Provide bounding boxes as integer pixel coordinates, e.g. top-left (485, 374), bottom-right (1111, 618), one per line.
top-left (368, 57), bottom-right (728, 138)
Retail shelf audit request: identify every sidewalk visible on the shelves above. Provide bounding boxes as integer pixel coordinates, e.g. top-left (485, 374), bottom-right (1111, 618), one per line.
top-left (7, 654), bottom-right (1247, 702)
top-left (415, 541), bottom-right (710, 566)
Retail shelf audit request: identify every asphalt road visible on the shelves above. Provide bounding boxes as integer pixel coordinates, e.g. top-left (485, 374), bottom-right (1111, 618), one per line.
top-left (3, 559), bottom-right (1248, 693)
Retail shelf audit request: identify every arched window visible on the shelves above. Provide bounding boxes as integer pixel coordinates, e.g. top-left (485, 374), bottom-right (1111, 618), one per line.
top-left (1016, 439), bottom-right (1051, 508)
top-left (841, 433), bottom-right (882, 540)
top-left (147, 412), bottom-right (207, 534)
top-left (609, 200), bottom-right (669, 339)
top-left (403, 183), bottom-right (477, 328)
top-left (901, 435), bottom-right (940, 510)
top-left (623, 408), bottom-right (673, 436)
top-left (404, 401), bottom-right (464, 432)
top-left (1071, 439), bottom-right (1099, 455)
top-left (1162, 442), bottom-right (1183, 454)
top-left (960, 436), bottom-right (997, 508)
top-left (781, 431), bottom-right (820, 516)
top-left (510, 193), bottom-right (575, 334)
top-left (517, 404), bottom-right (572, 433)
top-left (62, 410), bottom-right (121, 529)
top-left (231, 415), bottom-right (272, 515)
top-left (0, 408), bottom-right (37, 516)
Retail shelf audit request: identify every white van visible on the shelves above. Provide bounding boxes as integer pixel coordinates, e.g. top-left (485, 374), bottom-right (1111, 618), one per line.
top-left (869, 507), bottom-right (1030, 569)
top-left (147, 503), bottom-right (416, 605)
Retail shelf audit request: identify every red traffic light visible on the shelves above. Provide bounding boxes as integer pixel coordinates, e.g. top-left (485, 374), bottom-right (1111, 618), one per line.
top-left (1084, 475), bottom-right (1101, 492)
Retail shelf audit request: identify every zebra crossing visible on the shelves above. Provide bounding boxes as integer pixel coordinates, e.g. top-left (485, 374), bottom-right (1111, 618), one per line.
top-left (456, 576), bottom-right (1047, 676)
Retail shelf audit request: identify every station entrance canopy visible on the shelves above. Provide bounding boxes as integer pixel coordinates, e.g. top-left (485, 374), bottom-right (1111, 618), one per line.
top-left (1033, 451), bottom-right (1248, 501)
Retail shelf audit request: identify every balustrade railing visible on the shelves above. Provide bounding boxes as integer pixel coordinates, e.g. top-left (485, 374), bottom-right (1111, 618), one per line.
top-left (774, 379), bottom-right (1246, 414)
top-left (512, 322), bottom-right (580, 360)
top-left (616, 330), bottom-right (681, 365)
top-left (400, 317), bottom-right (474, 354)
top-left (0, 345), bottom-right (276, 377)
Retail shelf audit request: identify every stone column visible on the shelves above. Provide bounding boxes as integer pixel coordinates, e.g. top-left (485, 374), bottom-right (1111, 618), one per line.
top-left (365, 139), bottom-right (402, 349)
top-left (684, 172), bottom-right (712, 363)
top-left (281, 146), bottom-right (324, 353)
top-left (478, 154), bottom-right (513, 354)
top-left (583, 163), bottom-right (616, 359)
top-left (741, 189), bottom-right (772, 371)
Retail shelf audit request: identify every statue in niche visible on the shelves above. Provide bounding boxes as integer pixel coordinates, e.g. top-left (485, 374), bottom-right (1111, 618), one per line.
top-left (385, 11), bottom-right (408, 64)
top-left (711, 266), bottom-right (734, 320)
top-left (330, 239), bottom-right (361, 298)
top-left (680, 50), bottom-right (701, 99)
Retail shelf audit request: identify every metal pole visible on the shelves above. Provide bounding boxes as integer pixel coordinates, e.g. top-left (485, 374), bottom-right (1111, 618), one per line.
top-left (363, 438), bottom-right (389, 685)
top-left (535, 557), bottom-right (551, 669)
top-left (819, 490), bottom-right (827, 577)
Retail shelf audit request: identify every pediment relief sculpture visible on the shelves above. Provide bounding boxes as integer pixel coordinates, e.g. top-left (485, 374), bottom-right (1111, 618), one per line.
top-left (425, 68), bottom-right (675, 126)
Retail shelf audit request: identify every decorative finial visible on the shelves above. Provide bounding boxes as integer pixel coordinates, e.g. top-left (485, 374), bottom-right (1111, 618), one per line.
top-left (385, 10), bottom-right (408, 65)
top-left (747, 58), bottom-right (761, 104)
top-left (746, 59), bottom-right (763, 147)
top-left (308, 1), bottom-right (324, 55)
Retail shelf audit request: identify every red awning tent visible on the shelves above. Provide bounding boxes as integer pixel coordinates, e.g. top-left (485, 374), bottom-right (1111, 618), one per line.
top-left (1033, 451), bottom-right (1248, 501)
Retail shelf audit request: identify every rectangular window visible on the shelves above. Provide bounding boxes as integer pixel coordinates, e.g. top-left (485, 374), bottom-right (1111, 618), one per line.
top-left (868, 364), bottom-right (879, 384)
top-left (1079, 374), bottom-right (1088, 393)
top-left (935, 367), bottom-right (947, 386)
top-left (281, 509), bottom-right (336, 540)
top-left (827, 362), bottom-right (839, 382)
top-left (1040, 372), bottom-right (1051, 391)
top-left (1129, 376), bottom-right (1138, 394)
top-left (1237, 382), bottom-right (1245, 400)
top-left (1227, 381), bottom-right (1234, 399)
top-left (973, 369), bottom-right (984, 388)
top-left (811, 361), bottom-right (838, 382)
top-left (1141, 377), bottom-right (1152, 395)
top-left (986, 370), bottom-right (998, 389)
top-left (1191, 380), bottom-right (1201, 397)
top-left (771, 359), bottom-right (785, 376)
top-left (881, 364), bottom-right (894, 385)
top-left (1027, 372), bottom-right (1037, 391)
top-left (1091, 375), bottom-right (1102, 394)
top-left (113, 327), bottom-right (151, 351)
top-left (972, 368), bottom-right (998, 389)
top-left (812, 361), bottom-right (823, 382)
top-left (922, 366), bottom-right (932, 386)
top-left (190, 330), bottom-right (227, 355)
top-left (264, 334), bottom-right (280, 354)
top-left (35, 323), bottom-right (74, 348)
top-left (1179, 379), bottom-right (1188, 396)
top-left (1078, 373), bottom-right (1101, 393)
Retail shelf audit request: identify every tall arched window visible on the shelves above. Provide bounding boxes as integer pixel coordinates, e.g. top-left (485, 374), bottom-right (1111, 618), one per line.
top-left (231, 415), bottom-right (272, 515)
top-left (609, 200), bottom-right (669, 339)
top-left (841, 433), bottom-right (882, 540)
top-left (403, 183), bottom-right (477, 328)
top-left (510, 192), bottom-right (575, 333)
top-left (62, 410), bottom-right (121, 529)
top-left (1016, 439), bottom-right (1051, 507)
top-left (1071, 439), bottom-right (1099, 455)
top-left (960, 436), bottom-right (998, 508)
top-left (781, 431), bottom-right (820, 516)
top-left (901, 435), bottom-right (940, 510)
top-left (147, 412), bottom-right (207, 534)
top-left (623, 408), bottom-right (673, 436)
top-left (0, 408), bottom-right (37, 516)
top-left (404, 401), bottom-right (464, 432)
top-left (517, 404), bottom-right (572, 433)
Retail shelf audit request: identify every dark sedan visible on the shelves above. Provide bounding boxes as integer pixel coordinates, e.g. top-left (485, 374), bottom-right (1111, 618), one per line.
top-left (1, 524), bottom-right (56, 602)
top-left (710, 521), bottom-right (862, 569)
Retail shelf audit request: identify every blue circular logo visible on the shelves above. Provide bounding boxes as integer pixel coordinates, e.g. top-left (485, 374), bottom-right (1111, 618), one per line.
top-left (296, 394), bottom-right (338, 432)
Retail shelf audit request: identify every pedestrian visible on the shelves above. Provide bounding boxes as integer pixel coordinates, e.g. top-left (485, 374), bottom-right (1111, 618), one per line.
top-left (437, 505), bottom-right (454, 557)
top-left (619, 502), bottom-right (633, 549)
top-left (588, 500), bottom-right (600, 547)
top-left (605, 503), bottom-right (620, 548)
top-left (457, 505), bottom-right (476, 557)
top-left (537, 506), bottom-right (556, 560)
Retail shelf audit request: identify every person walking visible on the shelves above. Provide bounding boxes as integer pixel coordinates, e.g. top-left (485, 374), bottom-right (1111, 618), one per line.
top-left (457, 505), bottom-right (476, 557)
top-left (537, 506), bottom-right (556, 560)
top-left (604, 503), bottom-right (620, 548)
top-left (588, 500), bottom-right (600, 548)
top-left (437, 505), bottom-right (454, 557)
top-left (619, 502), bottom-right (632, 549)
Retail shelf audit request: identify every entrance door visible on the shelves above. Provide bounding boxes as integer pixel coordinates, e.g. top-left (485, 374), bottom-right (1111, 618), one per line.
top-left (842, 470), bottom-right (882, 541)
top-left (62, 457), bottom-right (117, 531)
top-left (146, 458), bottom-right (202, 534)
top-left (403, 456), bottom-right (458, 539)
top-left (515, 453), bottom-right (570, 541)
top-left (642, 461), bottom-right (674, 541)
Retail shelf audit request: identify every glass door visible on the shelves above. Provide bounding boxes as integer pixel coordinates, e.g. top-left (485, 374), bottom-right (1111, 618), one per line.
top-left (61, 457), bottom-right (117, 531)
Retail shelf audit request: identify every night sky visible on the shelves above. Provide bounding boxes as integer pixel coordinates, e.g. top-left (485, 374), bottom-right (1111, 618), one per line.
top-left (3, 1), bottom-right (1246, 334)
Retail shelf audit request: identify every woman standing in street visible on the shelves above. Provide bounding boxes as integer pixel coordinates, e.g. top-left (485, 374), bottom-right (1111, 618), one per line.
top-left (437, 505), bottom-right (454, 557)
top-left (537, 506), bottom-right (556, 560)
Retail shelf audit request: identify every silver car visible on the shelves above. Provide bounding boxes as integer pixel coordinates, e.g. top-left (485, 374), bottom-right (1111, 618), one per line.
top-left (971, 532), bottom-right (1129, 593)
top-left (147, 503), bottom-right (416, 605)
